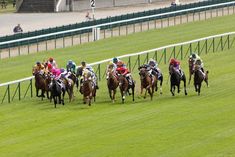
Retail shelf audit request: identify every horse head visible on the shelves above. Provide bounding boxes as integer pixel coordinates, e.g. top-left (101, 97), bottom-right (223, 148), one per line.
top-left (139, 68), bottom-right (148, 80)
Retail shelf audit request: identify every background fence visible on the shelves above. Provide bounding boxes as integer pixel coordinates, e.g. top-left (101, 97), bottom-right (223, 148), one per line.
top-left (1, 32), bottom-right (234, 104)
top-left (1, 1), bottom-right (235, 59)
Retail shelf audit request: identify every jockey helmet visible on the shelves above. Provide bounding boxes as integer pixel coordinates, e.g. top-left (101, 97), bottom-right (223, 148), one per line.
top-left (68, 60), bottom-right (73, 65)
top-left (36, 61), bottom-right (40, 65)
top-left (170, 58), bottom-right (176, 64)
top-left (113, 57), bottom-right (118, 63)
top-left (49, 57), bottom-right (53, 62)
top-left (81, 61), bottom-right (86, 67)
top-left (192, 53), bottom-right (196, 59)
top-left (47, 63), bottom-right (52, 69)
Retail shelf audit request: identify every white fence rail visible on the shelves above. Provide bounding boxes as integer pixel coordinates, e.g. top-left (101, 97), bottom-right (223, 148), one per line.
top-left (1, 31), bottom-right (234, 87)
top-left (0, 1), bottom-right (235, 46)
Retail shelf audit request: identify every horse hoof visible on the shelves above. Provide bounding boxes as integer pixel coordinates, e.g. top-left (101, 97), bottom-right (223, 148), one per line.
top-left (185, 93), bottom-right (188, 96)
top-left (83, 102), bottom-right (86, 104)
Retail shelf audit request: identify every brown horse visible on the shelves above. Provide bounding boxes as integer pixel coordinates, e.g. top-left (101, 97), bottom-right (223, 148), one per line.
top-left (82, 73), bottom-right (96, 106)
top-left (139, 68), bottom-right (157, 100)
top-left (118, 74), bottom-right (135, 104)
top-left (33, 70), bottom-right (50, 100)
top-left (106, 69), bottom-right (119, 103)
top-left (62, 78), bottom-right (74, 102)
top-left (194, 65), bottom-right (209, 95)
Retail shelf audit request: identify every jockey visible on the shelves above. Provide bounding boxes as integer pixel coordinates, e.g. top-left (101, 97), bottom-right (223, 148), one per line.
top-left (189, 53), bottom-right (205, 73)
top-left (116, 61), bottom-right (133, 85)
top-left (48, 64), bottom-right (61, 80)
top-left (148, 58), bottom-right (162, 79)
top-left (80, 63), bottom-right (99, 89)
top-left (106, 61), bottom-right (117, 80)
top-left (169, 58), bottom-right (183, 76)
top-left (66, 60), bottom-right (77, 74)
top-left (113, 57), bottom-right (119, 64)
top-left (32, 61), bottom-right (45, 75)
top-left (48, 57), bottom-right (58, 68)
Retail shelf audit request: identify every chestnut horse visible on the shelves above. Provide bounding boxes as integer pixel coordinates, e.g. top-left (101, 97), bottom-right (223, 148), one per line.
top-left (82, 73), bottom-right (96, 106)
top-left (139, 68), bottom-right (157, 100)
top-left (106, 69), bottom-right (119, 103)
top-left (32, 70), bottom-right (50, 100)
top-left (169, 65), bottom-right (188, 96)
top-left (118, 74), bottom-right (135, 104)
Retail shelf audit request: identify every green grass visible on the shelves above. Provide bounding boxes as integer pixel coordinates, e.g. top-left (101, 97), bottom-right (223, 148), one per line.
top-left (1, 14), bottom-right (235, 83)
top-left (0, 47), bottom-right (235, 157)
top-left (0, 13), bottom-right (235, 157)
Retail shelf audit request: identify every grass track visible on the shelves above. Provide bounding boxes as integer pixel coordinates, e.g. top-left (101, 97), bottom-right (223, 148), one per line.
top-left (0, 47), bottom-right (235, 157)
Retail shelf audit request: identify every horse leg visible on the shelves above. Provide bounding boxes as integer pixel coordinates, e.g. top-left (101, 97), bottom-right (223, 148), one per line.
top-left (170, 84), bottom-right (175, 96)
top-left (160, 76), bottom-right (163, 94)
top-left (121, 90), bottom-right (125, 104)
top-left (177, 84), bottom-right (180, 93)
top-left (62, 90), bottom-right (65, 105)
top-left (53, 96), bottom-right (57, 108)
top-left (183, 78), bottom-right (188, 96)
top-left (204, 72), bottom-right (209, 87)
top-left (36, 88), bottom-right (39, 97)
top-left (198, 83), bottom-right (201, 96)
top-left (113, 89), bottom-right (116, 102)
top-left (132, 87), bottom-right (135, 102)
top-left (148, 88), bottom-right (153, 100)
top-left (109, 89), bottom-right (112, 101)
top-left (144, 88), bottom-right (148, 99)
top-left (83, 96), bottom-right (86, 104)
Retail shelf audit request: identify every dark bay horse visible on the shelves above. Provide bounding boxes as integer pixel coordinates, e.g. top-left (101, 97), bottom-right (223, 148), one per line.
top-left (107, 69), bottom-right (119, 103)
top-left (33, 70), bottom-right (50, 100)
top-left (118, 74), bottom-right (135, 103)
top-left (194, 66), bottom-right (209, 95)
top-left (82, 74), bottom-right (96, 106)
top-left (49, 78), bottom-right (65, 108)
top-left (139, 68), bottom-right (156, 100)
top-left (169, 65), bottom-right (187, 96)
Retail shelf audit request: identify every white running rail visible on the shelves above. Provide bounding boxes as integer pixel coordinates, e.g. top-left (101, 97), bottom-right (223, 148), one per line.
top-left (0, 1), bottom-right (235, 46)
top-left (1, 32), bottom-right (234, 87)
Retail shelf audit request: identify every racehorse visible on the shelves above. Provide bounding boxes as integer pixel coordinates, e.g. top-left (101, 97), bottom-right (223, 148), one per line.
top-left (194, 65), bottom-right (209, 95)
top-left (67, 71), bottom-right (79, 91)
top-left (106, 69), bottom-right (119, 103)
top-left (62, 77), bottom-right (74, 102)
top-left (118, 74), bottom-right (135, 103)
top-left (82, 73), bottom-right (96, 106)
top-left (169, 65), bottom-right (188, 96)
top-left (139, 68), bottom-right (156, 100)
top-left (49, 78), bottom-right (65, 108)
top-left (33, 70), bottom-right (50, 100)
